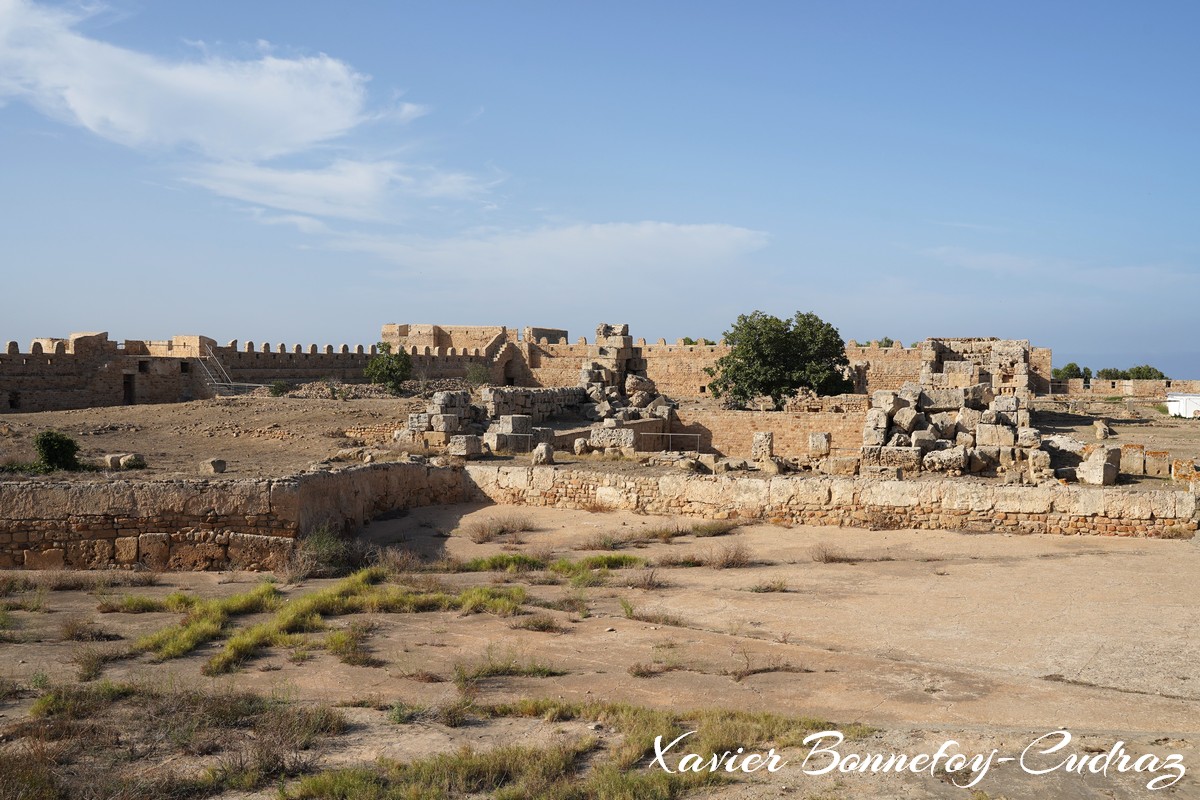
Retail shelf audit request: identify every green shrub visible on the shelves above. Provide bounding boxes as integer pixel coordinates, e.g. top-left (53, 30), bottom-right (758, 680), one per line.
top-left (464, 363), bottom-right (491, 388)
top-left (34, 430), bottom-right (80, 471)
top-left (269, 380), bottom-right (292, 397)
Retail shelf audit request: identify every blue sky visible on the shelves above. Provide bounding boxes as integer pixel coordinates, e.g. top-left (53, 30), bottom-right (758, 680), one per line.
top-left (1, 0), bottom-right (1197, 376)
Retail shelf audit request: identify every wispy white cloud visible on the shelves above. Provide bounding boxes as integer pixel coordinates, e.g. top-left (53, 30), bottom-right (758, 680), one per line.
top-left (0, 0), bottom-right (368, 160)
top-left (331, 221), bottom-right (769, 281)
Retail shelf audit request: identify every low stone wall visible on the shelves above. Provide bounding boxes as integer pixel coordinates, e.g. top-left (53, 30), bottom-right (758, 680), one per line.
top-left (4, 461), bottom-right (1197, 571)
top-left (0, 463), bottom-right (469, 570)
top-left (480, 387), bottom-right (588, 421)
top-left (464, 465), bottom-right (1199, 537)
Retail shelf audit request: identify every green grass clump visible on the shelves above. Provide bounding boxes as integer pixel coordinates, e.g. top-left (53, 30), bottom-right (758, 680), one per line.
top-left (458, 553), bottom-right (547, 573)
top-left (202, 571), bottom-right (527, 674)
top-left (134, 583), bottom-right (280, 661)
top-left (550, 554), bottom-right (644, 575)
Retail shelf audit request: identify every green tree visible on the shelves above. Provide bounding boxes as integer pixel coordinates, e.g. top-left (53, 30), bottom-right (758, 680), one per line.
top-left (1052, 362), bottom-right (1085, 380)
top-left (705, 310), bottom-right (852, 409)
top-left (363, 342), bottom-right (412, 393)
top-left (1095, 367), bottom-right (1129, 380)
top-left (877, 336), bottom-right (895, 348)
top-left (464, 363), bottom-right (491, 388)
top-left (1127, 364), bottom-right (1169, 380)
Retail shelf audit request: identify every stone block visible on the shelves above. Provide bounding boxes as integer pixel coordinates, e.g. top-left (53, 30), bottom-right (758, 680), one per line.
top-left (448, 435), bottom-right (483, 458)
top-left (1078, 457), bottom-right (1118, 486)
top-left (103, 453), bottom-right (125, 470)
top-left (430, 414), bottom-right (460, 433)
top-left (201, 458), bottom-right (226, 474)
top-left (751, 432), bottom-right (774, 461)
top-left (820, 456), bottom-right (860, 476)
top-left (573, 437), bottom-right (591, 455)
top-left (1027, 449), bottom-right (1051, 474)
top-left (498, 415), bottom-right (533, 434)
top-left (119, 453), bottom-right (146, 469)
top-left (1094, 420), bottom-right (1112, 440)
top-left (862, 427), bottom-right (887, 446)
top-left (991, 395), bottom-right (1019, 412)
top-left (871, 391), bottom-right (905, 415)
top-left (862, 446), bottom-right (922, 472)
top-left (920, 387), bottom-right (966, 412)
top-left (628, 390), bottom-right (654, 408)
top-left (114, 536), bottom-right (139, 564)
top-left (589, 426), bottom-right (636, 449)
top-left (532, 443), bottom-right (555, 465)
top-left (532, 427), bottom-right (554, 445)
top-left (139, 533), bottom-right (170, 570)
top-left (625, 374), bottom-right (656, 394)
top-left (407, 413), bottom-right (431, 431)
top-left (1172, 459), bottom-right (1199, 481)
top-left (168, 542), bottom-right (226, 571)
top-left (911, 429), bottom-right (938, 452)
top-left (865, 408), bottom-right (889, 430)
top-left (1016, 427), bottom-right (1040, 448)
top-left (808, 432), bottom-right (831, 457)
top-left (1016, 409), bottom-right (1031, 428)
top-left (1120, 443), bottom-right (1145, 476)
top-left (955, 431), bottom-right (975, 448)
top-left (976, 424), bottom-right (1016, 447)
top-left (892, 407), bottom-right (923, 433)
top-left (887, 432), bottom-right (911, 447)
top-left (963, 384), bottom-right (995, 410)
top-left (968, 447), bottom-right (1000, 474)
top-left (923, 446), bottom-right (967, 472)
top-left (1145, 451), bottom-right (1171, 478)
top-left (23, 548), bottom-right (65, 569)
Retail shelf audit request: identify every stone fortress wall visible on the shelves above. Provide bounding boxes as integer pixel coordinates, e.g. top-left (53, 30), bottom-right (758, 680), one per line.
top-left (2, 323), bottom-right (1194, 416)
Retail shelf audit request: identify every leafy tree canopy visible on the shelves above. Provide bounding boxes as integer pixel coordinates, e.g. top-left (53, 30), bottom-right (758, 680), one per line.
top-left (1052, 362), bottom-right (1092, 381)
top-left (1094, 365), bottom-right (1169, 381)
top-left (704, 310), bottom-right (852, 409)
top-left (363, 342), bottom-right (413, 393)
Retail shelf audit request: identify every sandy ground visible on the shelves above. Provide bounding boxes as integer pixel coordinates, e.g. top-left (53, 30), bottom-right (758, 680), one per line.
top-left (2, 505), bottom-right (1197, 798)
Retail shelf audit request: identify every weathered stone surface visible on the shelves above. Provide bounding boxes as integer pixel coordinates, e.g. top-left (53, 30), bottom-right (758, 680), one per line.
top-left (628, 390), bottom-right (654, 408)
top-left (862, 427), bottom-right (887, 446)
top-left (67, 539), bottom-right (114, 568)
top-left (1094, 420), bottom-right (1112, 440)
top-left (892, 407), bottom-right (922, 433)
top-left (103, 453), bottom-right (125, 469)
top-left (1145, 451), bottom-right (1171, 478)
top-left (923, 446), bottom-right (967, 472)
top-left (887, 432), bottom-right (912, 447)
top-left (448, 435), bottom-right (483, 458)
top-left (531, 443), bottom-right (555, 465)
top-left (114, 536), bottom-right (139, 564)
top-left (1016, 427), bottom-right (1040, 448)
top-left (821, 456), bottom-right (860, 476)
top-left (430, 414), bottom-right (459, 433)
top-left (24, 548), bottom-right (65, 569)
top-left (201, 458), bottom-right (226, 474)
top-left (498, 415), bottom-right (533, 435)
top-left (955, 431), bottom-right (975, 448)
top-left (751, 432), bottom-right (774, 461)
top-left (865, 408), bottom-right (890, 430)
top-left (920, 388), bottom-right (966, 412)
top-left (911, 429), bottom-right (938, 452)
top-left (976, 424), bottom-right (1016, 447)
top-left (119, 453), bottom-right (146, 469)
top-left (808, 432), bottom-right (831, 457)
top-left (139, 533), bottom-right (169, 570)
top-left (992, 395), bottom-right (1019, 413)
top-left (1120, 443), bottom-right (1146, 476)
top-left (1078, 456), bottom-right (1118, 486)
top-left (625, 374), bottom-right (656, 394)
top-left (870, 391), bottom-right (905, 415)
top-left (861, 446), bottom-right (922, 472)
top-left (956, 407), bottom-right (982, 433)
top-left (589, 426), bottom-right (636, 449)
top-left (573, 437), bottom-right (591, 456)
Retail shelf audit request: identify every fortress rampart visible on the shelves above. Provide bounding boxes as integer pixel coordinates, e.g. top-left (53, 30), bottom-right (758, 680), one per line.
top-left (1, 324), bottom-right (1192, 414)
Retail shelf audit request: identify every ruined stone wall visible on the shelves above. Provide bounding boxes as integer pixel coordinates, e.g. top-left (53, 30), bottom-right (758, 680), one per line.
top-left (641, 342), bottom-right (729, 397)
top-left (1059, 379), bottom-right (1200, 399)
top-left (0, 463), bottom-right (470, 570)
top-left (672, 403), bottom-right (865, 458)
top-left (381, 324), bottom-right (508, 353)
top-left (523, 342), bottom-right (591, 388)
top-left (465, 465), bottom-right (1199, 538)
top-left (844, 344), bottom-right (927, 393)
top-left (2, 333), bottom-right (207, 412)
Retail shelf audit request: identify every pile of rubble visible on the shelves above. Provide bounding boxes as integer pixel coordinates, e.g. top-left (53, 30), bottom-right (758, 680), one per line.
top-left (578, 324), bottom-right (676, 423)
top-left (395, 391), bottom-right (488, 446)
top-left (860, 383), bottom-right (1052, 482)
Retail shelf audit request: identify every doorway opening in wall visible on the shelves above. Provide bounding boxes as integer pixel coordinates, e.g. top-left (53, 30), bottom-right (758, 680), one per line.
top-left (138, 360), bottom-right (149, 373)
top-left (7, 391), bottom-right (18, 409)
top-left (123, 374), bottom-right (135, 405)
top-left (503, 359), bottom-right (516, 386)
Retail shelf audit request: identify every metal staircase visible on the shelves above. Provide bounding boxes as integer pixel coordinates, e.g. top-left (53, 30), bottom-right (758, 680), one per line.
top-left (195, 345), bottom-right (266, 395)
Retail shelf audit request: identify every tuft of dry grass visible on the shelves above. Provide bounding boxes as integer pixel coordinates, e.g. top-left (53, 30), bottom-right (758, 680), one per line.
top-left (70, 644), bottom-right (131, 681)
top-left (809, 543), bottom-right (896, 564)
top-left (627, 661), bottom-right (679, 678)
top-left (59, 615), bottom-right (121, 642)
top-left (747, 578), bottom-right (789, 593)
top-left (457, 512), bottom-right (537, 544)
top-left (509, 613), bottom-right (568, 633)
top-left (325, 620), bottom-right (384, 667)
top-left (706, 541), bottom-right (752, 569)
top-left (1161, 526), bottom-right (1196, 540)
top-left (618, 597), bottom-right (685, 627)
top-left (624, 568), bottom-right (669, 590)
